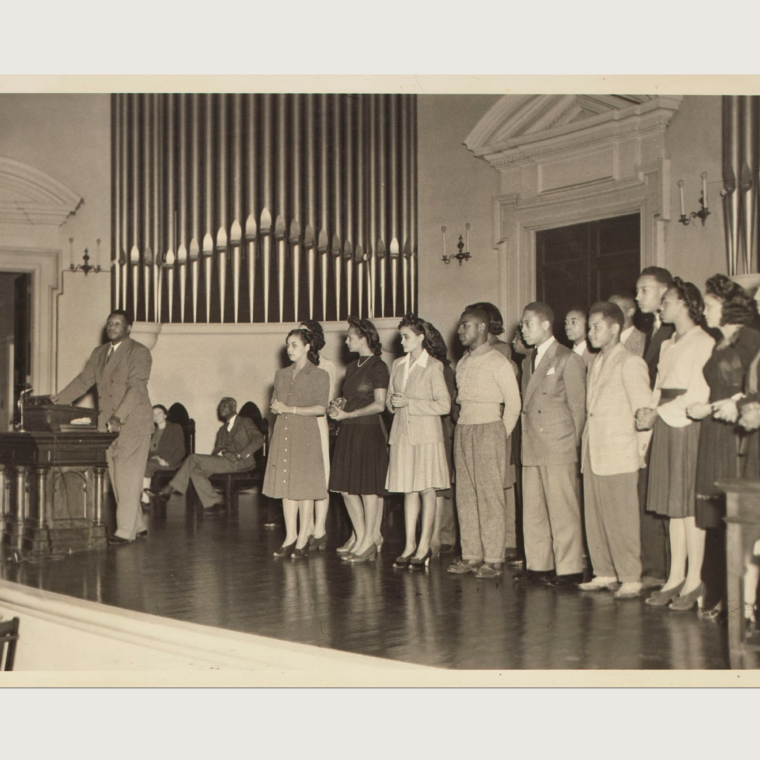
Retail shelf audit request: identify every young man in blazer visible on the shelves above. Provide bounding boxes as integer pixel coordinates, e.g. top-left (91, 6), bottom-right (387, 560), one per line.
top-left (518, 302), bottom-right (587, 587)
top-left (53, 310), bottom-right (154, 544)
top-left (579, 301), bottom-right (653, 599)
top-left (635, 266), bottom-right (675, 588)
top-left (156, 397), bottom-right (264, 513)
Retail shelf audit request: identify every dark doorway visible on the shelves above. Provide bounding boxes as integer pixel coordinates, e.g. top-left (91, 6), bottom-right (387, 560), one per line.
top-left (0, 272), bottom-right (32, 431)
top-left (535, 213), bottom-right (641, 347)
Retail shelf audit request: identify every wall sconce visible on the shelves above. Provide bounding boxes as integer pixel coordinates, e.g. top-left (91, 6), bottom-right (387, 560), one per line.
top-left (68, 237), bottom-right (103, 275)
top-left (678, 173), bottom-right (710, 226)
top-left (442, 223), bottom-right (471, 265)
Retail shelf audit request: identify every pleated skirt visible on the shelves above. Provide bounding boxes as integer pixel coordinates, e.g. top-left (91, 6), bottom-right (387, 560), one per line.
top-left (647, 417), bottom-right (699, 519)
top-left (329, 417), bottom-right (388, 496)
top-left (386, 427), bottom-right (450, 493)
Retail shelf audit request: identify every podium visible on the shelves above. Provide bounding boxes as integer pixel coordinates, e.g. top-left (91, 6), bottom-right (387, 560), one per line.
top-left (0, 431), bottom-right (117, 558)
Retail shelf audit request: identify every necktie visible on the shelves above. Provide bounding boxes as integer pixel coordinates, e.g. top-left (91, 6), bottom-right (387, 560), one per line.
top-left (532, 350), bottom-right (537, 373)
top-left (106, 346), bottom-right (115, 363)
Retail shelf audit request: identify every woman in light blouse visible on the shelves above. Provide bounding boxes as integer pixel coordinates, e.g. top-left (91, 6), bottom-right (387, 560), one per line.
top-left (636, 278), bottom-right (714, 610)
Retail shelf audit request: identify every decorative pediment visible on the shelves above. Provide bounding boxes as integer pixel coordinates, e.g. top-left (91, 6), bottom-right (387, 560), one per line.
top-left (0, 155), bottom-right (83, 225)
top-left (465, 94), bottom-right (683, 165)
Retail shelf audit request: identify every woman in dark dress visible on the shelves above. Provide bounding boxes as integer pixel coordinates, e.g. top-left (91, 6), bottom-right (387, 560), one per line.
top-left (686, 274), bottom-right (760, 616)
top-left (141, 404), bottom-right (186, 503)
top-left (328, 317), bottom-right (389, 564)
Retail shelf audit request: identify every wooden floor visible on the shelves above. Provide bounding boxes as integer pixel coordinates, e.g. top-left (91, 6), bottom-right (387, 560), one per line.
top-left (0, 491), bottom-right (730, 670)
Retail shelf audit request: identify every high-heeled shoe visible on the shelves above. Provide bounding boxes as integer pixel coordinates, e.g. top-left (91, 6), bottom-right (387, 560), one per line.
top-left (430, 544), bottom-right (441, 560)
top-left (703, 597), bottom-right (726, 621)
top-left (310, 534), bottom-right (328, 552)
top-left (409, 549), bottom-right (432, 570)
top-left (292, 543), bottom-right (310, 560)
top-left (346, 544), bottom-right (377, 563)
top-left (273, 541), bottom-right (296, 559)
top-left (393, 553), bottom-right (414, 569)
top-left (645, 580), bottom-right (685, 607)
top-left (375, 536), bottom-right (384, 554)
top-left (336, 537), bottom-right (356, 555)
top-left (669, 582), bottom-right (705, 612)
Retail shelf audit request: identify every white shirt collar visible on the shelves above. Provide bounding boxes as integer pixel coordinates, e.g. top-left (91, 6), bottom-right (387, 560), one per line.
top-left (402, 348), bottom-right (429, 369)
top-left (536, 335), bottom-right (556, 364)
top-left (109, 340), bottom-right (123, 351)
top-left (572, 339), bottom-right (587, 356)
top-left (653, 313), bottom-right (662, 332)
top-left (226, 413), bottom-right (237, 432)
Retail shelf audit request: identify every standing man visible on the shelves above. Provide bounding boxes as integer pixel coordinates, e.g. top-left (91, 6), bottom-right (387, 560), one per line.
top-left (564, 308), bottom-right (594, 368)
top-left (609, 293), bottom-right (646, 358)
top-left (519, 302), bottom-right (587, 587)
top-left (448, 307), bottom-right (521, 579)
top-left (635, 266), bottom-right (674, 587)
top-left (53, 310), bottom-right (153, 545)
top-left (579, 302), bottom-right (653, 598)
top-left (155, 397), bottom-right (264, 513)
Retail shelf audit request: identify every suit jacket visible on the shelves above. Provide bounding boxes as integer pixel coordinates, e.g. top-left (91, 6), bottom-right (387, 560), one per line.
top-left (644, 323), bottom-right (675, 389)
top-left (57, 336), bottom-right (153, 435)
top-left (622, 326), bottom-right (646, 358)
top-left (212, 415), bottom-right (265, 471)
top-left (574, 341), bottom-right (595, 369)
top-left (521, 339), bottom-right (586, 466)
top-left (151, 420), bottom-right (186, 468)
top-left (581, 343), bottom-right (653, 477)
top-left (387, 353), bottom-right (450, 446)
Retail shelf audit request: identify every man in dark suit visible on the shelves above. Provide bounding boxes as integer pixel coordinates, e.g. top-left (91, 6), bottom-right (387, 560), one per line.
top-left (156, 397), bottom-right (264, 513)
top-left (53, 310), bottom-right (153, 544)
top-left (518, 302), bottom-right (587, 587)
top-left (635, 266), bottom-right (675, 588)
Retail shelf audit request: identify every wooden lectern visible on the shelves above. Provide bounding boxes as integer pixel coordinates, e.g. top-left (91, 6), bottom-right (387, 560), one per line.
top-left (718, 478), bottom-right (760, 669)
top-left (0, 431), bottom-right (117, 559)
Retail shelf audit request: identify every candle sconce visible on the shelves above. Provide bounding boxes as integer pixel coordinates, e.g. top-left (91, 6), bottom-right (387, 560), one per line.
top-left (68, 238), bottom-right (103, 275)
top-left (678, 173), bottom-right (710, 226)
top-left (442, 223), bottom-right (471, 265)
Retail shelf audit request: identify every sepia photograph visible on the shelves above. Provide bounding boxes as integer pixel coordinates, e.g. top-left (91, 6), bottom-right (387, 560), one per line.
top-left (1, 75), bottom-right (760, 691)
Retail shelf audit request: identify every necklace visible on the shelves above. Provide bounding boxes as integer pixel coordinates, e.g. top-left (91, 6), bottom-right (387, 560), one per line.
top-left (357, 356), bottom-right (372, 368)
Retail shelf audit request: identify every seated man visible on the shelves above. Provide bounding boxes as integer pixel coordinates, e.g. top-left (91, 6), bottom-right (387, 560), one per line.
top-left (153, 397), bottom-right (264, 512)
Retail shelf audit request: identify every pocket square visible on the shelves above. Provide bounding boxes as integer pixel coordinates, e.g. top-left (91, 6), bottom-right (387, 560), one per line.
top-left (546, 367), bottom-right (556, 376)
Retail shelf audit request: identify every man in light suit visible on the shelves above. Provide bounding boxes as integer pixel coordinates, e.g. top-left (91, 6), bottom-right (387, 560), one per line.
top-left (518, 302), bottom-right (587, 587)
top-left (609, 293), bottom-right (646, 358)
top-left (53, 310), bottom-right (153, 544)
top-left (579, 301), bottom-right (653, 599)
top-left (635, 266), bottom-right (675, 587)
top-left (155, 397), bottom-right (264, 513)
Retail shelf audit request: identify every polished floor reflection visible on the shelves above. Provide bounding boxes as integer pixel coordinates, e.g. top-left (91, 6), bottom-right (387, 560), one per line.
top-left (0, 492), bottom-right (730, 669)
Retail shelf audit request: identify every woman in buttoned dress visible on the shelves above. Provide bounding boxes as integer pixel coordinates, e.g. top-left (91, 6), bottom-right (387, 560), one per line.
top-left (386, 314), bottom-right (451, 569)
top-left (264, 328), bottom-right (330, 560)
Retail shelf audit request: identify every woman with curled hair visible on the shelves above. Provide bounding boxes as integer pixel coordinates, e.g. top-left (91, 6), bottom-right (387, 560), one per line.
top-left (328, 317), bottom-right (390, 563)
top-left (636, 278), bottom-right (715, 610)
top-left (386, 314), bottom-right (451, 569)
top-left (264, 328), bottom-right (330, 560)
top-left (684, 274), bottom-right (760, 615)
top-left (299, 320), bottom-right (336, 550)
top-left (141, 404), bottom-right (186, 504)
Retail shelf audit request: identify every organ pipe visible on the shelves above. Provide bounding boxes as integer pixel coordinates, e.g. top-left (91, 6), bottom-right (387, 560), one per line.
top-left (112, 93), bottom-right (417, 324)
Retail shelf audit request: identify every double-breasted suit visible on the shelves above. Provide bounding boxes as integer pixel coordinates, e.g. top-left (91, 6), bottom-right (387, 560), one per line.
top-left (386, 351), bottom-right (451, 493)
top-left (57, 336), bottom-right (153, 540)
top-left (521, 338), bottom-right (586, 575)
top-left (582, 342), bottom-right (652, 583)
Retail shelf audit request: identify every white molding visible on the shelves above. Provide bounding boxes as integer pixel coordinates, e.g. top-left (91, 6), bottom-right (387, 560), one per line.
top-left (0, 156), bottom-right (83, 226)
top-left (0, 246), bottom-right (60, 395)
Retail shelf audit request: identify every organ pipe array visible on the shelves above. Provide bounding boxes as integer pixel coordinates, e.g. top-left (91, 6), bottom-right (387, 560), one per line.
top-left (111, 93), bottom-right (418, 324)
top-left (722, 95), bottom-right (760, 276)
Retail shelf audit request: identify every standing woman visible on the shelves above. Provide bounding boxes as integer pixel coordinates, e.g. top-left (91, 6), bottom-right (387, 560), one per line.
top-left (299, 320), bottom-right (336, 550)
top-left (328, 317), bottom-right (389, 563)
top-left (264, 328), bottom-right (330, 559)
top-left (386, 314), bottom-right (451, 569)
top-left (141, 404), bottom-right (186, 504)
top-left (686, 274), bottom-right (760, 615)
top-left (635, 278), bottom-right (715, 609)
